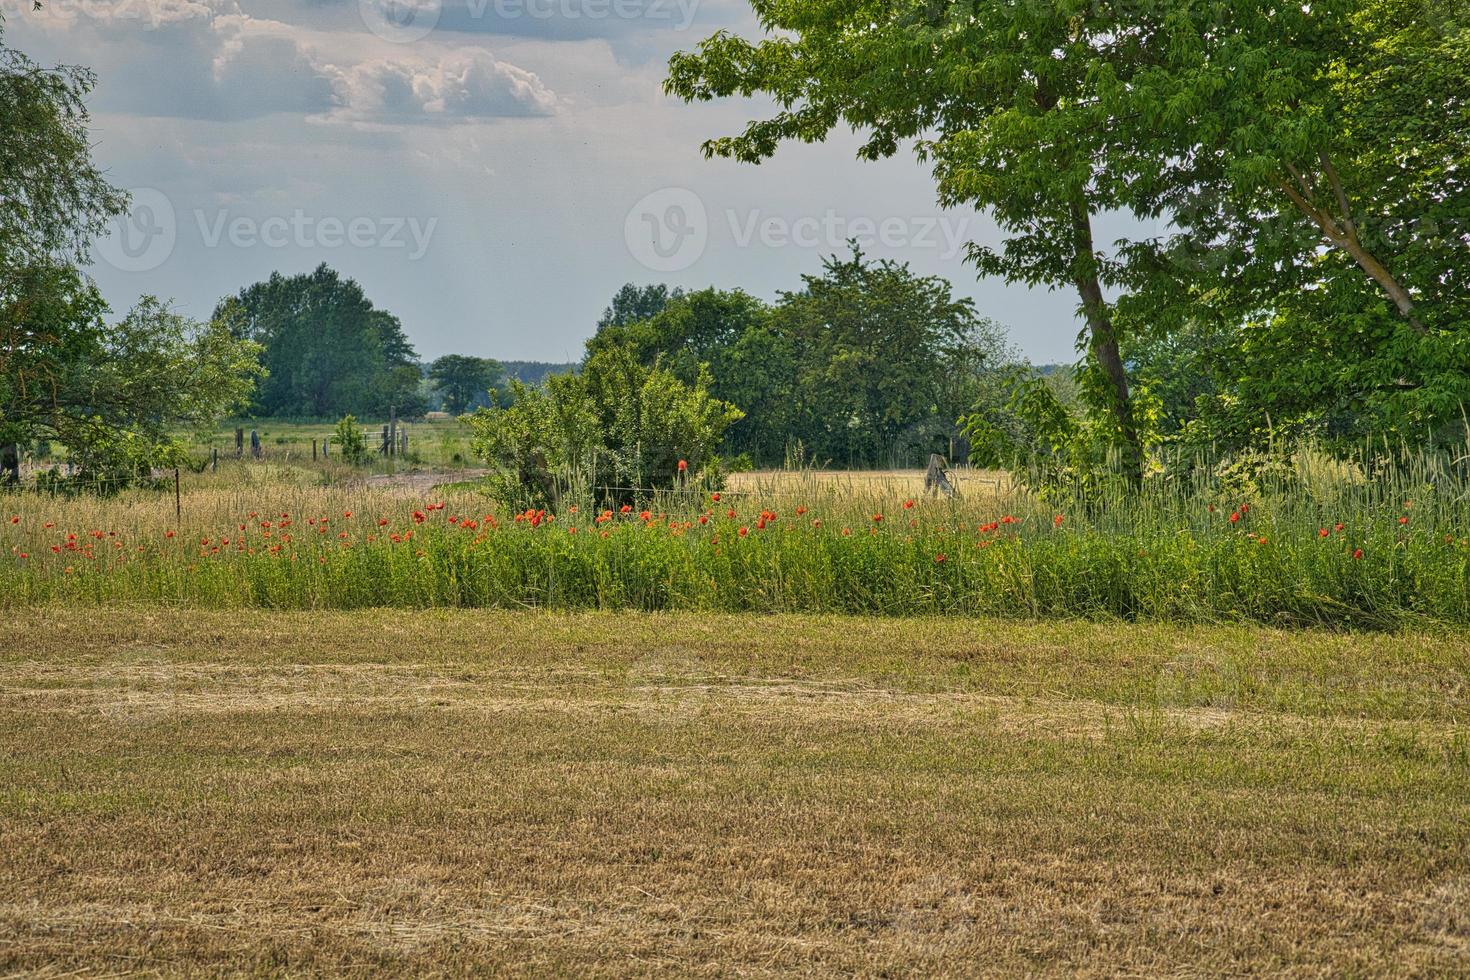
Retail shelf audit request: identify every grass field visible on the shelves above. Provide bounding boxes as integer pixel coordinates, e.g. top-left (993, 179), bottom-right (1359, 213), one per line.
top-left (3, 609), bottom-right (1468, 975)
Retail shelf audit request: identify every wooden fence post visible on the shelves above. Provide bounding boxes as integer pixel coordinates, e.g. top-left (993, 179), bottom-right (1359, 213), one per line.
top-left (250, 430), bottom-right (262, 459)
top-left (211, 448), bottom-right (218, 472)
top-left (235, 428), bottom-right (244, 458)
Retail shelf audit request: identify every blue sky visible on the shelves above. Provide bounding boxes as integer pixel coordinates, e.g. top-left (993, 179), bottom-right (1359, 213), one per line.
top-left (5, 0), bottom-right (1142, 364)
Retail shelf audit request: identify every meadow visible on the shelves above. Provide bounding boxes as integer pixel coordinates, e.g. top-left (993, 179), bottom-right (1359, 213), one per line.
top-left (3, 608), bottom-right (1468, 975)
top-left (3, 449), bottom-right (1469, 627)
top-left (4, 456), bottom-right (1470, 974)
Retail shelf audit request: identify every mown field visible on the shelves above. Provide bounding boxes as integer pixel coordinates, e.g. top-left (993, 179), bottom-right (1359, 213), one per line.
top-left (2, 609), bottom-right (1468, 975)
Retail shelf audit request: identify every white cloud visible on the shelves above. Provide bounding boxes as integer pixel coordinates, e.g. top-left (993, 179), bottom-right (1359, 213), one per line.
top-left (9, 0), bottom-right (556, 123)
top-left (329, 49), bottom-right (557, 122)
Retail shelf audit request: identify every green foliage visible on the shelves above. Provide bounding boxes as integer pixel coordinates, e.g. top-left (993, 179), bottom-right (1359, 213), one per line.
top-left (333, 415), bottom-right (370, 466)
top-left (0, 25), bottom-right (128, 269)
top-left (962, 367), bottom-right (1135, 497)
top-left (598, 283), bottom-right (681, 330)
top-left (589, 251), bottom-right (1009, 467)
top-left (466, 343), bottom-right (743, 508)
top-left (428, 355), bottom-right (505, 415)
top-left (6, 454), bottom-right (1470, 628)
top-left (218, 264), bottom-right (425, 419)
top-left (666, 0), bottom-right (1153, 479)
top-left (2, 262), bottom-right (262, 490)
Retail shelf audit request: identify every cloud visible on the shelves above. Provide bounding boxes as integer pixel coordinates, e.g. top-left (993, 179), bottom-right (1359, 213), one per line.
top-left (330, 50), bottom-right (557, 122)
top-left (9, 0), bottom-right (556, 123)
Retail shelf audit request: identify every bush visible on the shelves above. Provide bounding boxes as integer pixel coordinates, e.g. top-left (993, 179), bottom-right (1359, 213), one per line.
top-left (333, 415), bottom-right (370, 465)
top-left (465, 344), bottom-right (742, 509)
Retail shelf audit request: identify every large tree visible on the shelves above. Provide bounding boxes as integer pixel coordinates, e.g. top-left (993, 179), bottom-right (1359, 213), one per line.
top-left (0, 19), bottom-right (127, 270)
top-left (429, 354), bottom-right (505, 415)
top-left (1111, 0), bottom-right (1470, 444)
top-left (667, 0), bottom-right (1159, 480)
top-left (770, 247), bottom-right (1006, 467)
top-left (2, 265), bottom-right (262, 487)
top-left (219, 264), bottom-right (426, 419)
top-left (1, 18), bottom-right (260, 486)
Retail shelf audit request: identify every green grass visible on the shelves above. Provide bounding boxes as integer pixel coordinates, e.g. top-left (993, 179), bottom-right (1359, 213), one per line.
top-left (196, 416), bottom-right (478, 470)
top-left (3, 478), bottom-right (1469, 626)
top-left (2, 609), bottom-right (1467, 975)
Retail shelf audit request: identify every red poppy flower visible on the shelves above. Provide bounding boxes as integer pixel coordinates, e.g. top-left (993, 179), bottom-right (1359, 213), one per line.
top-left (1399, 516), bottom-right (1409, 525)
top-left (903, 500), bottom-right (915, 510)
top-left (737, 526), bottom-right (749, 537)
top-left (1230, 512), bottom-right (1241, 523)
top-left (620, 504), bottom-right (632, 514)
top-left (677, 459), bottom-right (688, 472)
top-left (1319, 528), bottom-right (1329, 537)
top-left (1054, 515), bottom-right (1064, 527)
top-left (934, 553), bottom-right (947, 563)
top-left (1353, 548), bottom-right (1364, 560)
top-left (710, 492), bottom-right (721, 502)
top-left (871, 514), bottom-right (883, 523)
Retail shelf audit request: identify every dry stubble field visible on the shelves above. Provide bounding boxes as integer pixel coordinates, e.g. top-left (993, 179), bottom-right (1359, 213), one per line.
top-left (3, 609), bottom-right (1469, 976)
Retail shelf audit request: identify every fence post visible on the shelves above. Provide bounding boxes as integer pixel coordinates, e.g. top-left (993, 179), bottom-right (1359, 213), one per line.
top-left (211, 448), bottom-right (218, 472)
top-left (312, 439), bottom-right (318, 462)
top-left (389, 406), bottom-right (397, 459)
top-left (250, 429), bottom-right (262, 459)
top-left (235, 428), bottom-right (244, 458)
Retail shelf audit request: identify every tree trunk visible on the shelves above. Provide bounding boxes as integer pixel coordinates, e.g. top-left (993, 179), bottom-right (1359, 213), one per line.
top-left (1069, 199), bottom-right (1144, 484)
top-left (0, 443), bottom-right (19, 485)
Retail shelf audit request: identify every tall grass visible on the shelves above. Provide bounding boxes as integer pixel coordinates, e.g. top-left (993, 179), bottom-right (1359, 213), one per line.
top-left (3, 447), bottom-right (1468, 627)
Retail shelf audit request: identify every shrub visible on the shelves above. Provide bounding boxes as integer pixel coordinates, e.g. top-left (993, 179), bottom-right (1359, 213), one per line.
top-left (333, 415), bottom-right (370, 465)
top-left (466, 344), bottom-right (743, 509)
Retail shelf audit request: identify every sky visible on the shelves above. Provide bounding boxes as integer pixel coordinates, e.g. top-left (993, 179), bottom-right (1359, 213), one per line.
top-left (3, 0), bottom-right (1141, 365)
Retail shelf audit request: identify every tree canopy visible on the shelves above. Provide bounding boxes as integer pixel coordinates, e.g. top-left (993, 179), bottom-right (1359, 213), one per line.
top-left (429, 354), bottom-right (505, 415)
top-left (218, 264), bottom-right (425, 419)
top-left (586, 249), bottom-right (1009, 468)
